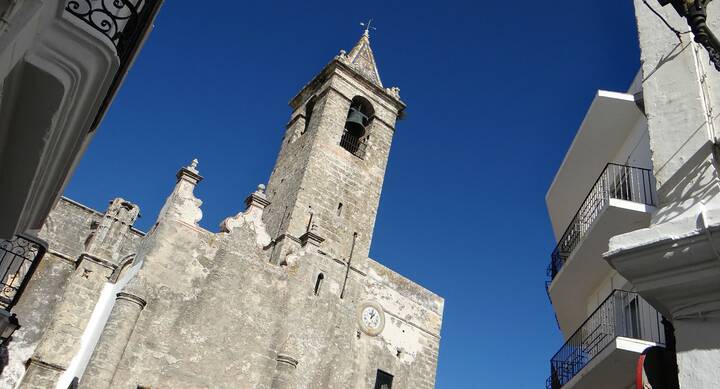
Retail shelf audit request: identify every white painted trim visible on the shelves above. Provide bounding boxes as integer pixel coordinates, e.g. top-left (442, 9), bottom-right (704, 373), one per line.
top-left (55, 259), bottom-right (143, 388)
top-left (546, 90), bottom-right (638, 201)
top-left (616, 336), bottom-right (659, 353)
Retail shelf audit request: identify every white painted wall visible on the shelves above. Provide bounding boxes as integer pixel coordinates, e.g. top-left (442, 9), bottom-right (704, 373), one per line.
top-left (612, 117), bottom-right (651, 170)
top-left (585, 271), bottom-right (630, 318)
top-left (54, 259), bottom-right (143, 388)
top-left (548, 93), bottom-right (650, 318)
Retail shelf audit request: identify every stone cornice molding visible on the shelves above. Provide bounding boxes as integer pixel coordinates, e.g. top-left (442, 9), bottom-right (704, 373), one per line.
top-left (27, 357), bottom-right (66, 373)
top-left (299, 231), bottom-right (325, 248)
top-left (276, 354), bottom-right (299, 368)
top-left (285, 113), bottom-right (305, 129)
top-left (606, 226), bottom-right (720, 319)
top-left (77, 252), bottom-right (117, 271)
top-left (116, 292), bottom-right (147, 309)
top-left (46, 248), bottom-right (77, 266)
top-left (245, 191), bottom-right (271, 210)
top-left (176, 166), bottom-right (203, 185)
top-left (289, 59), bottom-right (405, 112)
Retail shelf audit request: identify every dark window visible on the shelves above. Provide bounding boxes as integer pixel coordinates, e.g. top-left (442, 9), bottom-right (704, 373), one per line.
top-left (624, 296), bottom-right (641, 339)
top-left (314, 273), bottom-right (324, 296)
top-left (303, 97), bottom-right (316, 134)
top-left (374, 369), bottom-right (394, 389)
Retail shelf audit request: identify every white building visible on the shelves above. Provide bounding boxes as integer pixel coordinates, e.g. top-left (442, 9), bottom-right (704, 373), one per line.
top-left (545, 74), bottom-right (669, 389)
top-left (0, 0), bottom-right (162, 342)
top-left (547, 1), bottom-right (720, 388)
top-left (0, 0), bottom-right (162, 240)
top-left (605, 1), bottom-right (720, 388)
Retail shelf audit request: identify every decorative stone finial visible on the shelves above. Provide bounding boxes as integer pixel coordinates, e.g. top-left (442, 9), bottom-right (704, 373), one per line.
top-left (336, 49), bottom-right (348, 63)
top-left (188, 158), bottom-right (199, 173)
top-left (176, 158), bottom-right (203, 185)
top-left (386, 86), bottom-right (401, 99)
top-left (219, 185), bottom-right (272, 246)
top-left (163, 159), bottom-right (204, 225)
top-left (245, 185), bottom-right (270, 210)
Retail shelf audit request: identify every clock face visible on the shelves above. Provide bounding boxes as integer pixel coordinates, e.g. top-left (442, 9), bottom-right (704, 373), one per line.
top-left (362, 306), bottom-right (381, 329)
top-left (358, 302), bottom-right (385, 336)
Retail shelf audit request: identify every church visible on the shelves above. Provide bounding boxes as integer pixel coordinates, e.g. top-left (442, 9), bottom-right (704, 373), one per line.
top-left (1, 30), bottom-right (444, 389)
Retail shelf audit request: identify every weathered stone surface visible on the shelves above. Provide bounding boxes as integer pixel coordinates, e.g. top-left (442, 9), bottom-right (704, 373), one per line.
top-left (7, 33), bottom-right (443, 389)
top-left (0, 197), bottom-right (144, 388)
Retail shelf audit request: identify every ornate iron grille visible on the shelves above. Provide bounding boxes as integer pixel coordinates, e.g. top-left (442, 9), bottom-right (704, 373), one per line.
top-left (339, 129), bottom-right (367, 158)
top-left (65, 0), bottom-right (163, 130)
top-left (0, 235), bottom-right (46, 311)
top-left (546, 290), bottom-right (665, 389)
top-left (547, 164), bottom-right (656, 283)
top-left (65, 1), bottom-right (161, 60)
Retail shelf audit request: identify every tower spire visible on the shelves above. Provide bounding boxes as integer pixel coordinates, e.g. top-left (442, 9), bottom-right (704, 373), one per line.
top-left (343, 22), bottom-right (382, 86)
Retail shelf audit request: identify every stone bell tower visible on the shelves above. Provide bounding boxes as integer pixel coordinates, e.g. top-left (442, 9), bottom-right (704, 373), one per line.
top-left (263, 30), bottom-right (406, 269)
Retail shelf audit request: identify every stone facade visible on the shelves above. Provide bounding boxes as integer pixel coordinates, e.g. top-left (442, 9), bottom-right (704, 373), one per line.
top-left (0, 33), bottom-right (444, 389)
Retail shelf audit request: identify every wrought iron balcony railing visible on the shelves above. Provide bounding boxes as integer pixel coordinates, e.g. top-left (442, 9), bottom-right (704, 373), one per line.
top-left (547, 164), bottom-right (656, 283)
top-left (546, 290), bottom-right (665, 389)
top-left (0, 235), bottom-right (47, 311)
top-left (65, 0), bottom-right (163, 130)
top-left (339, 129), bottom-right (367, 158)
top-left (65, 1), bottom-right (160, 62)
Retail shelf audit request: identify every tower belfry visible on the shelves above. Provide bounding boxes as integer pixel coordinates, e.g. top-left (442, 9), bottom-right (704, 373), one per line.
top-left (263, 31), bottom-right (405, 267)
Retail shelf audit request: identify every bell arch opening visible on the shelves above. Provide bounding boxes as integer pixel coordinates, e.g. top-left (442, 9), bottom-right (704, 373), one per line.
top-left (340, 96), bottom-right (374, 157)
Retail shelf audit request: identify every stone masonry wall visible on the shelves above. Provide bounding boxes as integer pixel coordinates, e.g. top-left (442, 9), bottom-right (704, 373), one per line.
top-left (0, 198), bottom-right (144, 387)
top-left (264, 62), bottom-right (402, 268)
top-left (101, 210), bottom-right (442, 388)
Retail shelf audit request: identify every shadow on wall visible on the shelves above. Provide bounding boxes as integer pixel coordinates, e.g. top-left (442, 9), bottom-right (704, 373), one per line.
top-left (642, 41), bottom-right (691, 84)
top-left (653, 138), bottom-right (720, 224)
top-left (0, 343), bottom-right (8, 377)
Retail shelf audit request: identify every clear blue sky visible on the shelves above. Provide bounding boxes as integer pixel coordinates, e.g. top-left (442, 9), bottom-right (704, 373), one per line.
top-left (65, 1), bottom-right (641, 387)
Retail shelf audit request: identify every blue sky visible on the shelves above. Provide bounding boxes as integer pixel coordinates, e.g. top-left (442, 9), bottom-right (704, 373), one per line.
top-left (65, 1), bottom-right (641, 387)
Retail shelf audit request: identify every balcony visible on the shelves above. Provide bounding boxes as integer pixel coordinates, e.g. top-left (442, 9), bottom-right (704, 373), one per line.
top-left (546, 290), bottom-right (665, 389)
top-left (0, 0), bottom-right (162, 240)
top-left (64, 0), bottom-right (163, 129)
top-left (546, 164), bottom-right (656, 334)
top-left (548, 163), bottom-right (655, 281)
top-left (0, 235), bottom-right (47, 311)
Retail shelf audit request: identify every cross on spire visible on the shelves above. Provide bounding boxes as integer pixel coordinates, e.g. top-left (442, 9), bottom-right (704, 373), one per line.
top-left (360, 19), bottom-right (376, 36)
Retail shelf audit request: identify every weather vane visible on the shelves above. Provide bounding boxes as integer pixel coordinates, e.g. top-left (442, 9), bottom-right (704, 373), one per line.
top-left (360, 19), bottom-right (376, 36)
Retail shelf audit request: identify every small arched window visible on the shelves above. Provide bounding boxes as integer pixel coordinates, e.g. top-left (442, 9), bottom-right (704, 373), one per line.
top-left (340, 96), bottom-right (374, 158)
top-left (314, 273), bottom-right (325, 296)
top-left (303, 97), bottom-right (316, 135)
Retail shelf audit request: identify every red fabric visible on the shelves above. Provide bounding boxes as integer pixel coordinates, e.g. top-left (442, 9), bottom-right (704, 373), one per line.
top-left (636, 353), bottom-right (647, 389)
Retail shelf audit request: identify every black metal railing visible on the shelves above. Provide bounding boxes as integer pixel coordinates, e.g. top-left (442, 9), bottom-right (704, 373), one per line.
top-left (547, 164), bottom-right (656, 282)
top-left (340, 129), bottom-right (367, 158)
top-left (66, 1), bottom-right (156, 59)
top-left (546, 290), bottom-right (665, 389)
top-left (65, 0), bottom-right (163, 130)
top-left (0, 235), bottom-right (47, 311)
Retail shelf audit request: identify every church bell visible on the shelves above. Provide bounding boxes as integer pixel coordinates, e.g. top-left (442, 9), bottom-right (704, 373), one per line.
top-left (345, 107), bottom-right (368, 134)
